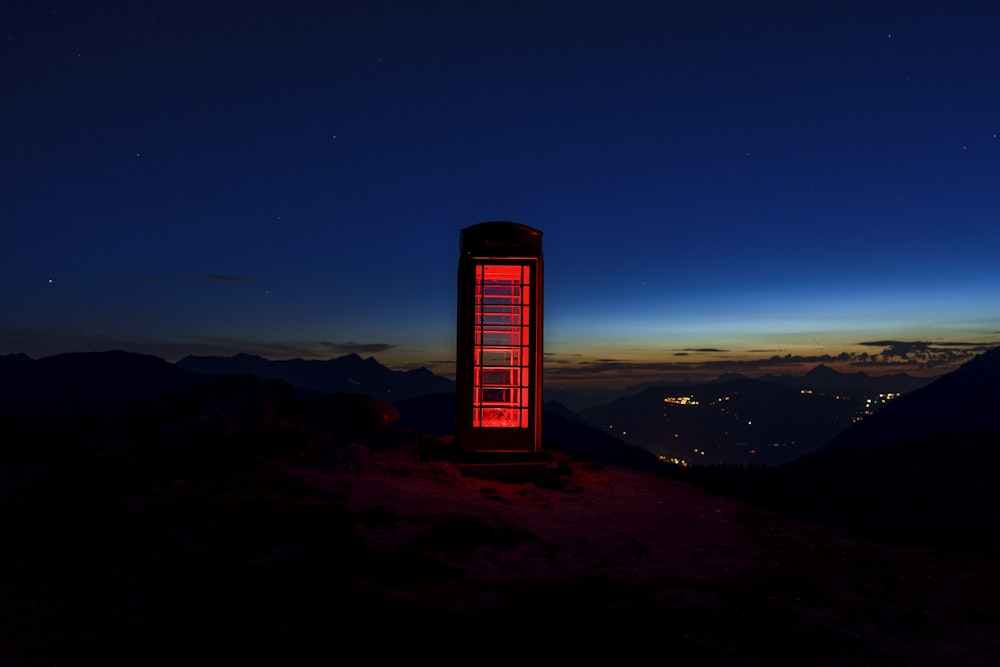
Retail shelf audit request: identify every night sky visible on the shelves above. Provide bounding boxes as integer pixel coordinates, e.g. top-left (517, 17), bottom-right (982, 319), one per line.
top-left (4, 1), bottom-right (999, 387)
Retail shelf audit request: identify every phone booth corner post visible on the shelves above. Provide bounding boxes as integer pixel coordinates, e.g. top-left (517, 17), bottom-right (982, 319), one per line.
top-left (456, 221), bottom-right (543, 454)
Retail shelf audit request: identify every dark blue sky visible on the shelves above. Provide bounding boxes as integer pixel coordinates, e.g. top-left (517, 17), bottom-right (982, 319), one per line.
top-left (4, 1), bottom-right (999, 386)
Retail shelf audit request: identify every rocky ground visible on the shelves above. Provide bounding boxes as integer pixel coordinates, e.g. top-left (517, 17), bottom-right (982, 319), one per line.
top-left (2, 434), bottom-right (998, 666)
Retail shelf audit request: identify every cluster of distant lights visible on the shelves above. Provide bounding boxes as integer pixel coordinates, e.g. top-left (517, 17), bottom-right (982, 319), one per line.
top-left (664, 395), bottom-right (734, 406)
top-left (853, 392), bottom-right (901, 423)
top-left (608, 388), bottom-right (907, 465)
top-left (659, 455), bottom-right (690, 467)
top-left (663, 395), bottom-right (700, 406)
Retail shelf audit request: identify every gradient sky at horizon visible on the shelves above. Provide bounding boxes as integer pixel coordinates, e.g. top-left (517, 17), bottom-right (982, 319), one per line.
top-left (4, 1), bottom-right (1000, 387)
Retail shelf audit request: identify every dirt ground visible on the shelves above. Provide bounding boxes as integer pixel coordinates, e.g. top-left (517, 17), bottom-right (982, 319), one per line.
top-left (2, 447), bottom-right (999, 666)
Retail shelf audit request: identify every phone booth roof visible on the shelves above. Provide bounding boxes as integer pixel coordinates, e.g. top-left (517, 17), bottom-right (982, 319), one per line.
top-left (460, 221), bottom-right (543, 257)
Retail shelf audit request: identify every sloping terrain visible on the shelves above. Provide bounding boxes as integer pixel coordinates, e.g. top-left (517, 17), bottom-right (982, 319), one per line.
top-left (2, 357), bottom-right (999, 665)
top-left (2, 431), bottom-right (998, 665)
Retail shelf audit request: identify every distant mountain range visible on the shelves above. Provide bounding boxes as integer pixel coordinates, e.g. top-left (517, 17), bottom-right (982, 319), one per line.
top-left (763, 363), bottom-right (936, 394)
top-left (577, 363), bottom-right (938, 466)
top-left (0, 350), bottom-right (206, 419)
top-left (550, 365), bottom-right (936, 412)
top-left (3, 351), bottom-right (944, 463)
top-left (0, 349), bottom-right (661, 474)
top-left (672, 347), bottom-right (1000, 544)
top-left (817, 348), bottom-right (1000, 452)
top-left (782, 347), bottom-right (1000, 541)
top-left (5, 347), bottom-right (1000, 545)
top-left (176, 353), bottom-right (453, 402)
top-left (0, 351), bottom-right (453, 419)
top-left (653, 364), bottom-right (933, 395)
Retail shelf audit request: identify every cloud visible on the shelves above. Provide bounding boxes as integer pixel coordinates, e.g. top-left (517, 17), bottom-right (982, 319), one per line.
top-left (859, 340), bottom-right (985, 351)
top-left (855, 340), bottom-right (992, 369)
top-left (317, 341), bottom-right (394, 355)
top-left (200, 274), bottom-right (250, 282)
top-left (543, 340), bottom-right (1000, 387)
top-left (545, 356), bottom-right (578, 365)
top-left (549, 353), bottom-right (853, 380)
top-left (859, 340), bottom-right (930, 357)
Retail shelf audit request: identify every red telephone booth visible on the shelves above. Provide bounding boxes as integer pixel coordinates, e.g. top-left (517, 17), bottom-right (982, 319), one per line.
top-left (456, 222), bottom-right (543, 453)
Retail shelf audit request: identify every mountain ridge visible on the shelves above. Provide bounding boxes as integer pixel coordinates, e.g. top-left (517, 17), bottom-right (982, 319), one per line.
top-left (817, 346), bottom-right (1000, 453)
top-left (175, 352), bottom-right (454, 401)
top-left (563, 364), bottom-right (937, 411)
top-left (0, 350), bottom-right (207, 419)
top-left (675, 347), bottom-right (1000, 546)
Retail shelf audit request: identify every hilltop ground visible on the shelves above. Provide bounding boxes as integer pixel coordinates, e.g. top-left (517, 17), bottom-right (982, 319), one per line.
top-left (2, 434), bottom-right (998, 666)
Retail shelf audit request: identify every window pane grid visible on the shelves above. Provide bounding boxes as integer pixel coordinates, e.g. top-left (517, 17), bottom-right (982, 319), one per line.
top-left (471, 264), bottom-right (532, 429)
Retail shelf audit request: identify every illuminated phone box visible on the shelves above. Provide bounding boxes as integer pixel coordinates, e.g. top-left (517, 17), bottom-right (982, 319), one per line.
top-left (456, 222), bottom-right (543, 453)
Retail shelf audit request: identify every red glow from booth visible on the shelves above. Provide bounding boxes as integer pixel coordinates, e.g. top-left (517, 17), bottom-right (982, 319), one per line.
top-left (472, 264), bottom-right (531, 428)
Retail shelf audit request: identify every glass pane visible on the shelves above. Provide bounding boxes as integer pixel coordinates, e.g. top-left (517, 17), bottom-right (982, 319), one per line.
top-left (482, 349), bottom-right (518, 365)
top-left (483, 387), bottom-right (513, 403)
top-left (472, 263), bottom-right (532, 429)
top-left (483, 369), bottom-right (515, 385)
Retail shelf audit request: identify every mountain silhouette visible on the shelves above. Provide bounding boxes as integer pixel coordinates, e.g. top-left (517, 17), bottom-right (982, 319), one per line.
top-left (0, 350), bottom-right (206, 419)
top-left (176, 353), bottom-right (453, 401)
top-left (776, 364), bottom-right (934, 393)
top-left (580, 376), bottom-right (866, 465)
top-left (817, 347), bottom-right (1000, 453)
top-left (580, 365), bottom-right (934, 411)
top-left (779, 347), bottom-right (1000, 543)
top-left (567, 365), bottom-right (936, 459)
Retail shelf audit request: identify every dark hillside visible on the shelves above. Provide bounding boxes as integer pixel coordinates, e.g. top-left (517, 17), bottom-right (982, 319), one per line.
top-left (581, 378), bottom-right (858, 465)
top-left (2, 357), bottom-right (999, 663)
top-left (0, 350), bottom-right (205, 419)
top-left (176, 353), bottom-right (453, 401)
top-left (820, 347), bottom-right (1000, 453)
top-left (674, 348), bottom-right (1000, 548)
top-left (786, 430), bottom-right (1000, 545)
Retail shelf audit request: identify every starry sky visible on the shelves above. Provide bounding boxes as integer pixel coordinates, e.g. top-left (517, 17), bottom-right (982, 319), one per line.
top-left (4, 1), bottom-right (1000, 388)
